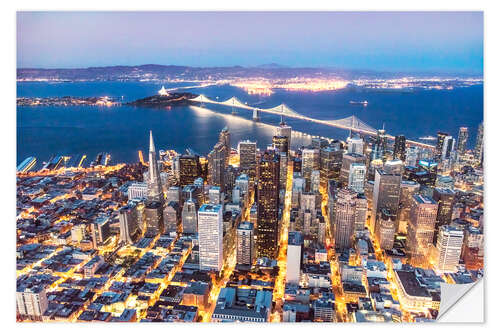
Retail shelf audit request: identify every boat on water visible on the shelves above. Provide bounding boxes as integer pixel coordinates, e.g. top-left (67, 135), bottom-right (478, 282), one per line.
top-left (350, 100), bottom-right (368, 106)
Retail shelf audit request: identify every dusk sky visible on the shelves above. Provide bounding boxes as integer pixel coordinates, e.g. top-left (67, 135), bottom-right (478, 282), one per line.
top-left (17, 11), bottom-right (483, 74)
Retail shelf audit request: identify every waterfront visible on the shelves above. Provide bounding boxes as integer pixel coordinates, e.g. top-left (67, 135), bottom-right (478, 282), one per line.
top-left (17, 81), bottom-right (483, 165)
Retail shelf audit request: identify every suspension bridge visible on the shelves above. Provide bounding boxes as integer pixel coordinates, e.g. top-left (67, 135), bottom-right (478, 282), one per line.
top-left (189, 94), bottom-right (434, 148)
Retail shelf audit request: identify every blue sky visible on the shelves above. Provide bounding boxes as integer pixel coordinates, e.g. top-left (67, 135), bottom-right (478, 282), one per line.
top-left (17, 11), bottom-right (483, 74)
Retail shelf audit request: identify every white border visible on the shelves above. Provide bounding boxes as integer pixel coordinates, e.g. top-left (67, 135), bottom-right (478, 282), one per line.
top-left (3, 1), bottom-right (497, 332)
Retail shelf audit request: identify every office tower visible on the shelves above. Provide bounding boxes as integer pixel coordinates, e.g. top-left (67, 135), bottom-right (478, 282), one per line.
top-left (166, 186), bottom-right (181, 203)
top-left (383, 159), bottom-right (404, 175)
top-left (311, 170), bottom-right (321, 193)
top-left (198, 204), bottom-right (223, 272)
top-left (393, 135), bottom-right (406, 161)
top-left (208, 186), bottom-right (222, 205)
top-left (405, 146), bottom-right (419, 167)
top-left (312, 137), bottom-right (329, 150)
top-left (406, 195), bottom-right (438, 266)
top-left (340, 153), bottom-right (366, 186)
top-left (457, 127), bottom-right (469, 156)
top-left (182, 198), bottom-right (198, 234)
top-left (376, 209), bottom-right (397, 250)
top-left (334, 188), bottom-right (358, 250)
top-left (320, 146), bottom-right (343, 188)
top-left (119, 204), bottom-right (139, 244)
top-left (398, 181), bottom-right (420, 234)
top-left (219, 127), bottom-right (231, 167)
top-left (436, 225), bottom-right (464, 273)
top-left (348, 163), bottom-right (366, 194)
top-left (256, 151), bottom-right (280, 259)
top-left (163, 201), bottom-right (179, 233)
top-left (432, 188), bottom-right (455, 237)
top-left (435, 131), bottom-right (448, 161)
top-left (238, 140), bottom-right (257, 181)
top-left (224, 165), bottom-right (238, 193)
top-left (279, 151), bottom-right (288, 191)
top-left (128, 182), bottom-right (148, 200)
top-left (16, 285), bottom-right (49, 320)
top-left (276, 120), bottom-right (292, 154)
top-left (273, 135), bottom-right (289, 155)
top-left (474, 123), bottom-right (484, 162)
top-left (371, 169), bottom-right (401, 233)
top-left (179, 155), bottom-right (201, 186)
top-left (418, 159), bottom-right (438, 186)
top-left (235, 174), bottom-right (249, 194)
top-left (236, 221), bottom-right (254, 266)
top-left (147, 131), bottom-right (164, 202)
top-left (371, 128), bottom-right (388, 161)
top-left (301, 148), bottom-right (320, 191)
top-left (347, 134), bottom-right (364, 155)
top-left (368, 158), bottom-right (384, 182)
top-left (144, 200), bottom-right (164, 236)
top-left (91, 216), bottom-right (111, 248)
top-left (354, 194), bottom-right (368, 232)
top-left (207, 142), bottom-right (226, 189)
top-left (441, 135), bottom-right (454, 161)
top-left (286, 231), bottom-right (304, 285)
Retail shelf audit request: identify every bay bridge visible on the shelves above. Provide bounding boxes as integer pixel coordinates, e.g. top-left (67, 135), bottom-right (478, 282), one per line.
top-left (189, 94), bottom-right (434, 149)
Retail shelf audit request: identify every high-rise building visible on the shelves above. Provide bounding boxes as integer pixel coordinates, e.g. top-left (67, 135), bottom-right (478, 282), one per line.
top-left (354, 194), bottom-right (368, 232)
top-left (474, 123), bottom-right (484, 163)
top-left (238, 140), bottom-right (257, 181)
top-left (398, 181), bottom-right (420, 234)
top-left (320, 146), bottom-right (343, 188)
top-left (376, 209), bottom-right (397, 250)
top-left (334, 188), bottom-right (358, 249)
top-left (144, 200), bottom-right (164, 236)
top-left (418, 159), bottom-right (438, 186)
top-left (163, 201), bottom-right (180, 233)
top-left (147, 131), bottom-right (164, 202)
top-left (256, 151), bottom-right (280, 259)
top-left (457, 127), bottom-right (469, 156)
top-left (405, 146), bottom-right (419, 167)
top-left (219, 127), bottom-right (231, 168)
top-left (128, 182), bottom-right (148, 200)
top-left (310, 170), bottom-right (321, 193)
top-left (347, 134), bottom-right (364, 155)
top-left (119, 204), bottom-right (139, 244)
top-left (348, 163), bottom-right (366, 194)
top-left (236, 221), bottom-right (254, 266)
top-left (279, 151), bottom-right (288, 191)
top-left (406, 195), bottom-right (438, 266)
top-left (435, 131), bottom-right (449, 161)
top-left (198, 204), bottom-right (223, 272)
top-left (383, 159), bottom-right (404, 175)
top-left (393, 135), bottom-right (406, 161)
top-left (286, 231), bottom-right (303, 285)
top-left (435, 225), bottom-right (464, 273)
top-left (301, 148), bottom-right (320, 191)
top-left (340, 153), bottom-right (366, 186)
top-left (182, 198), bottom-right (198, 234)
top-left (432, 188), bottom-right (455, 239)
top-left (371, 169), bottom-right (401, 233)
top-left (276, 120), bottom-right (292, 154)
top-left (441, 135), bottom-right (454, 161)
top-left (207, 142), bottom-right (226, 190)
top-left (273, 135), bottom-right (289, 155)
top-left (179, 155), bottom-right (201, 186)
top-left (371, 128), bottom-right (388, 161)
top-left (208, 186), bottom-right (222, 205)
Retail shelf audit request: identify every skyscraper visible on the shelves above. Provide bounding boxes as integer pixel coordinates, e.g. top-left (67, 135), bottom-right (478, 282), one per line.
top-left (474, 122), bottom-right (484, 162)
top-left (144, 200), bottom-right (164, 236)
top-left (432, 188), bottom-right (455, 240)
top-left (393, 135), bottom-right (406, 161)
top-left (182, 197), bottom-right (198, 234)
top-left (179, 155), bottom-right (201, 186)
top-left (435, 131), bottom-right (449, 161)
top-left (301, 148), bottom-right (320, 191)
top-left (348, 163), bottom-right (366, 194)
top-left (347, 134), bottom-right (364, 155)
top-left (219, 127), bottom-right (231, 168)
top-left (147, 131), bottom-right (164, 202)
top-left (256, 151), bottom-right (280, 259)
top-left (286, 231), bottom-right (303, 285)
top-left (376, 209), bottom-right (397, 250)
top-left (340, 153), bottom-right (366, 186)
top-left (371, 169), bottom-right (401, 233)
top-left (119, 204), bottom-right (139, 244)
top-left (238, 140), bottom-right (257, 181)
top-left (334, 188), bottom-right (358, 250)
top-left (406, 195), bottom-right (438, 266)
top-left (207, 142), bottom-right (226, 190)
top-left (435, 225), bottom-right (464, 273)
top-left (398, 180), bottom-right (420, 234)
top-left (319, 146), bottom-right (343, 188)
top-left (272, 135), bottom-right (289, 155)
top-left (198, 204), bottom-right (223, 272)
top-left (237, 221), bottom-right (254, 266)
top-left (276, 118), bottom-right (292, 154)
top-left (441, 135), bottom-right (454, 161)
top-left (457, 127), bottom-right (469, 156)
top-left (371, 128), bottom-right (388, 161)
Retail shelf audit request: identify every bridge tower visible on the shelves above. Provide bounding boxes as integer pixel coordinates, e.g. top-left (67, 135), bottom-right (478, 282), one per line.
top-left (253, 109), bottom-right (261, 122)
top-left (232, 99), bottom-right (237, 115)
